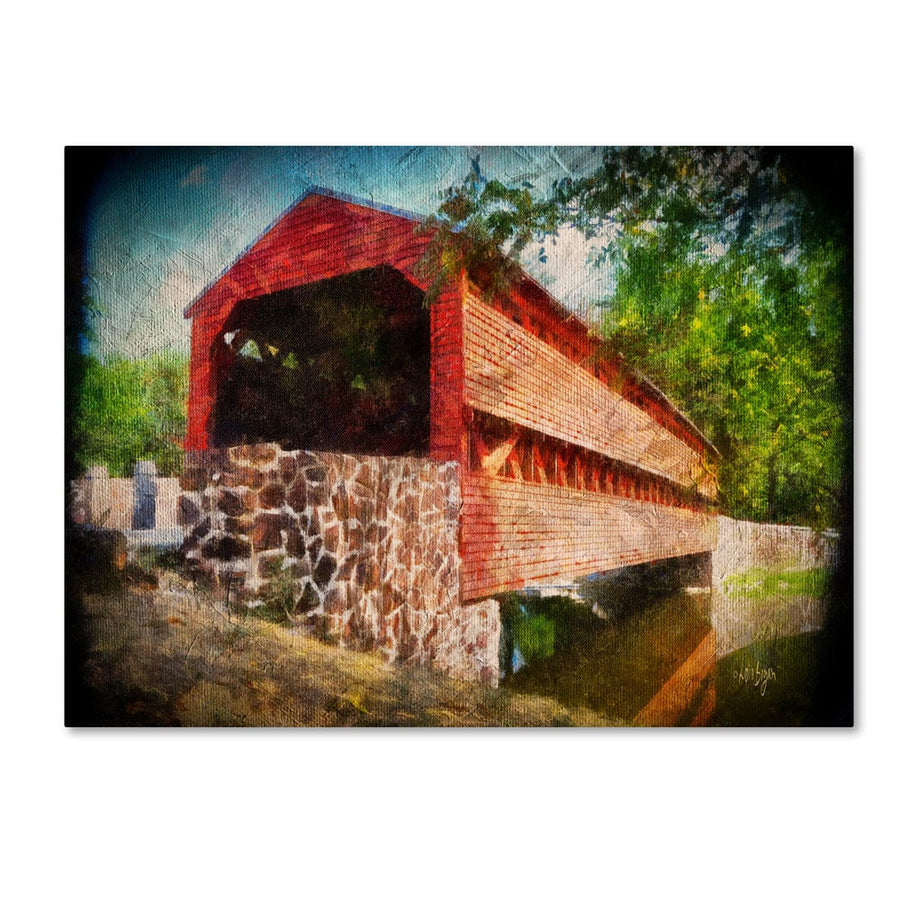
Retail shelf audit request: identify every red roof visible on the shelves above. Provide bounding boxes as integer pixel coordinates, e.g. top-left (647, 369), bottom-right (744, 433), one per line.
top-left (186, 186), bottom-right (718, 457)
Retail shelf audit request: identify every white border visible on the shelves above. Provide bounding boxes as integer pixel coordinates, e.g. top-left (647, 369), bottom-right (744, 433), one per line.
top-left (4, 3), bottom-right (896, 897)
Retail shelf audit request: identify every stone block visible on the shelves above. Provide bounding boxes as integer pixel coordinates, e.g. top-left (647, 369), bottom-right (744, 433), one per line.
top-left (232, 466), bottom-right (264, 490)
top-left (355, 463), bottom-right (375, 492)
top-left (336, 551), bottom-right (359, 581)
top-left (259, 483), bottom-right (286, 509)
top-left (323, 522), bottom-right (341, 552)
top-left (286, 556), bottom-right (312, 580)
top-left (177, 494), bottom-right (201, 526)
top-left (313, 553), bottom-right (337, 589)
top-left (201, 535), bottom-right (251, 560)
top-left (286, 480), bottom-right (307, 511)
top-left (293, 450), bottom-right (321, 470)
top-left (305, 465), bottom-right (327, 484)
top-left (252, 512), bottom-right (289, 551)
top-left (323, 584), bottom-right (347, 615)
top-left (218, 488), bottom-right (246, 517)
top-left (286, 528), bottom-right (306, 557)
top-left (297, 582), bottom-right (321, 613)
top-left (279, 455), bottom-right (298, 485)
top-left (380, 585), bottom-right (403, 616)
top-left (305, 480), bottom-right (327, 506)
top-left (229, 443), bottom-right (279, 464)
top-left (308, 508), bottom-right (322, 537)
top-left (332, 484), bottom-right (350, 520)
top-left (224, 515), bottom-right (254, 535)
top-left (360, 560), bottom-right (381, 591)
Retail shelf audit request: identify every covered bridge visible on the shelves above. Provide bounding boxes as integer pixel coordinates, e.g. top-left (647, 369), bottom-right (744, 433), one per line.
top-left (181, 187), bottom-right (718, 681)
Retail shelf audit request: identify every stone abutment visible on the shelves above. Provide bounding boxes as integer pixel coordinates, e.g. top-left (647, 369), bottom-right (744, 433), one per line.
top-left (178, 445), bottom-right (500, 685)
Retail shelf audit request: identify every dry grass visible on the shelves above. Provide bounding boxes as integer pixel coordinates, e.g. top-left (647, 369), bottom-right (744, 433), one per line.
top-left (68, 569), bottom-right (622, 727)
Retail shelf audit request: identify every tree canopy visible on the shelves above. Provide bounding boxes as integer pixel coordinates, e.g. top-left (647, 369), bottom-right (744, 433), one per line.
top-left (73, 353), bottom-right (188, 478)
top-left (420, 147), bottom-right (851, 528)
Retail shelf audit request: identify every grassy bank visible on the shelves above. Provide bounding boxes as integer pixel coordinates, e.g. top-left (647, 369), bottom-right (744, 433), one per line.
top-left (67, 569), bottom-right (622, 727)
top-left (722, 567), bottom-right (829, 606)
top-left (711, 563), bottom-right (850, 726)
top-left (713, 565), bottom-right (830, 661)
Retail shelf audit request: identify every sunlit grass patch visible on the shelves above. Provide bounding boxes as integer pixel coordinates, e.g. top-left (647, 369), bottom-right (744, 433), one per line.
top-left (723, 566), bottom-right (829, 604)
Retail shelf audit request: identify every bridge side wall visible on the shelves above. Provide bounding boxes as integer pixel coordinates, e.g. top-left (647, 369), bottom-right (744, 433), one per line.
top-left (462, 295), bottom-right (716, 497)
top-left (179, 445), bottom-right (500, 685)
top-left (461, 473), bottom-right (717, 600)
top-left (459, 292), bottom-right (718, 601)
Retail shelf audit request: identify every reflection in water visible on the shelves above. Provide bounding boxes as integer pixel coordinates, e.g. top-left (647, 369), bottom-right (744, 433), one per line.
top-left (500, 580), bottom-right (711, 721)
top-left (501, 604), bottom-right (556, 675)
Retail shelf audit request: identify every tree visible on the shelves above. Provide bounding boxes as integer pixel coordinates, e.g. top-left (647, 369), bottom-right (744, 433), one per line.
top-left (420, 147), bottom-right (851, 528)
top-left (73, 353), bottom-right (189, 477)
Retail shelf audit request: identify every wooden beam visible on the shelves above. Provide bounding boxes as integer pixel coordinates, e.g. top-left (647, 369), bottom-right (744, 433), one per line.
top-left (477, 430), bottom-right (521, 477)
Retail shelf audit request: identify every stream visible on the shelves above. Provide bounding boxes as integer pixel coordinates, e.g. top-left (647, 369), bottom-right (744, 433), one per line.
top-left (499, 578), bottom-right (711, 722)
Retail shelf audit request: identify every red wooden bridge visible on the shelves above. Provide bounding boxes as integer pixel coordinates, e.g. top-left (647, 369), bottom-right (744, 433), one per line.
top-left (184, 187), bottom-right (718, 604)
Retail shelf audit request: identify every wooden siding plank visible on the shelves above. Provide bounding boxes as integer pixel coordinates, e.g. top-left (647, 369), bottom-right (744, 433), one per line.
top-left (460, 472), bottom-right (716, 600)
top-left (462, 296), bottom-right (716, 496)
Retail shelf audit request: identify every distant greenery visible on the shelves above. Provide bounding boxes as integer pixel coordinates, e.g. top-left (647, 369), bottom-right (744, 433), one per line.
top-left (73, 353), bottom-right (188, 477)
top-left (422, 148), bottom-right (850, 528)
top-left (501, 602), bottom-right (556, 669)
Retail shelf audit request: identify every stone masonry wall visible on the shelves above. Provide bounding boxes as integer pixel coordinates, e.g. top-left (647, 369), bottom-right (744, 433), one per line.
top-left (711, 516), bottom-right (839, 657)
top-left (178, 444), bottom-right (500, 685)
top-left (712, 516), bottom-right (837, 585)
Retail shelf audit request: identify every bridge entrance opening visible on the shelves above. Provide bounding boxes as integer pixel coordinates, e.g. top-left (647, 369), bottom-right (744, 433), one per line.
top-left (209, 266), bottom-right (430, 455)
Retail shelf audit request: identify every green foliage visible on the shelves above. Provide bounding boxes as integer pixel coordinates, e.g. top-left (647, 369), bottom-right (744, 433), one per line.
top-left (425, 148), bottom-right (850, 528)
top-left (601, 159), bottom-right (848, 528)
top-left (513, 610), bottom-right (556, 661)
top-left (252, 566), bottom-right (298, 624)
top-left (416, 163), bottom-right (564, 303)
top-left (723, 567), bottom-right (831, 607)
top-left (74, 352), bottom-right (188, 477)
top-left (499, 601), bottom-right (557, 675)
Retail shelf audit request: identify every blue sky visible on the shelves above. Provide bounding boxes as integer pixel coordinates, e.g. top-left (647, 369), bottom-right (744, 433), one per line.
top-left (85, 146), bottom-right (617, 358)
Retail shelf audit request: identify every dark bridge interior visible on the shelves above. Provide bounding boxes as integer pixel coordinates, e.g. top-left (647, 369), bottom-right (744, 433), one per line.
top-left (210, 266), bottom-right (430, 455)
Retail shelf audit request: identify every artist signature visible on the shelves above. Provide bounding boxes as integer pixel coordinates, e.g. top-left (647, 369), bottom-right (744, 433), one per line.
top-left (733, 660), bottom-right (777, 696)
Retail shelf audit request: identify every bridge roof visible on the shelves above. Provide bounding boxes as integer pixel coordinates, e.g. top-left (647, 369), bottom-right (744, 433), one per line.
top-left (185, 186), bottom-right (718, 458)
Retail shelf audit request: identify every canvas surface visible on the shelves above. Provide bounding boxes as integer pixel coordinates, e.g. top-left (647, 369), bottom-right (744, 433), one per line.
top-left (65, 146), bottom-right (852, 727)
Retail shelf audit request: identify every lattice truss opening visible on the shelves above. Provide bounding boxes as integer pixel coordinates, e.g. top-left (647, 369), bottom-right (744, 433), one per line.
top-left (468, 410), bottom-right (713, 514)
top-left (209, 266), bottom-right (430, 455)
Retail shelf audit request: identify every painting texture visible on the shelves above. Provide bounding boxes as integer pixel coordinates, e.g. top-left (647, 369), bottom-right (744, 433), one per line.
top-left (65, 147), bottom-right (852, 726)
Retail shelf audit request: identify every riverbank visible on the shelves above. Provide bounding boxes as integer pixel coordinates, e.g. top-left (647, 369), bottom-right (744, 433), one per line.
top-left (66, 568), bottom-right (623, 727)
